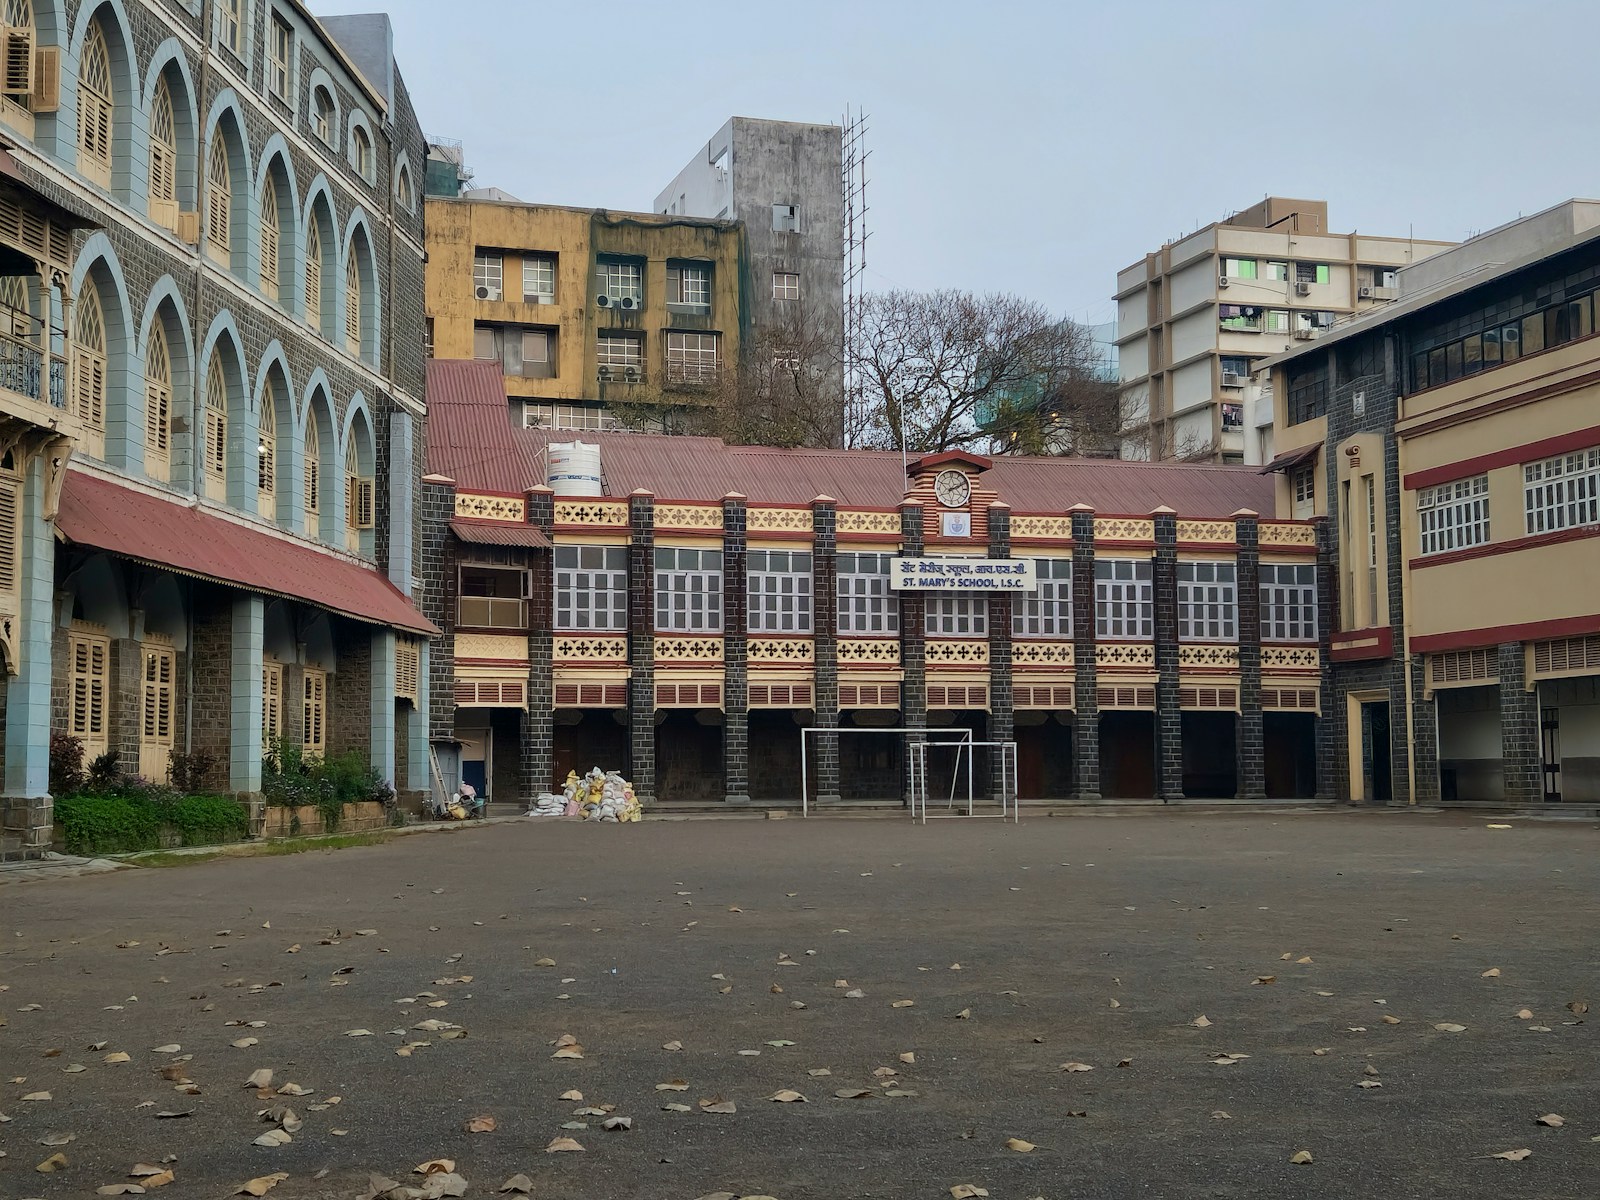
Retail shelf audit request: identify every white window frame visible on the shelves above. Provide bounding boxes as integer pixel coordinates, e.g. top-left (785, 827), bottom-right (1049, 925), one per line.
top-left (1260, 563), bottom-right (1318, 642)
top-left (1012, 557), bottom-right (1071, 637)
top-left (217, 0), bottom-right (244, 59)
top-left (666, 331), bottom-right (720, 384)
top-left (654, 546), bottom-right (723, 633)
top-left (473, 251), bottom-right (502, 297)
top-left (597, 334), bottom-right (642, 370)
top-left (837, 552), bottom-right (898, 635)
top-left (1176, 560), bottom-right (1237, 642)
top-left (772, 203), bottom-right (800, 233)
top-left (597, 259), bottom-right (642, 302)
top-left (671, 263), bottom-right (710, 309)
top-left (1524, 446), bottom-right (1600, 535)
top-left (1265, 309), bottom-right (1291, 334)
top-left (522, 255), bottom-right (555, 303)
top-left (925, 593), bottom-right (987, 637)
top-left (1417, 474), bottom-right (1490, 555)
top-left (1094, 558), bottom-right (1153, 639)
top-left (554, 544), bottom-right (628, 631)
top-left (747, 549), bottom-right (812, 634)
top-left (267, 13), bottom-right (292, 102)
top-left (773, 271), bottom-right (800, 301)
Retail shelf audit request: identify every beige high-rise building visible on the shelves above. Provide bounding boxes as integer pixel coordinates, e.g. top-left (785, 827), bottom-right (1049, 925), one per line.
top-left (1114, 198), bottom-right (1453, 464)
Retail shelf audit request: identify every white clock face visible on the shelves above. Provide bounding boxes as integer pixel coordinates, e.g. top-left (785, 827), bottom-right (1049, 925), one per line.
top-left (934, 469), bottom-right (971, 509)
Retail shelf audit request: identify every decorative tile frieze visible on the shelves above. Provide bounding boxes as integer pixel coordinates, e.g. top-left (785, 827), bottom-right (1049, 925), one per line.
top-left (926, 640), bottom-right (991, 666)
top-left (747, 507), bottom-right (813, 534)
top-left (1011, 640), bottom-right (1074, 667)
top-left (552, 634), bottom-right (628, 663)
top-left (653, 636), bottom-right (724, 662)
top-left (747, 638), bottom-right (815, 664)
top-left (1010, 515), bottom-right (1073, 540)
top-left (836, 509), bottom-right (902, 536)
top-left (553, 499), bottom-right (629, 527)
top-left (1178, 644), bottom-right (1240, 670)
top-left (1259, 522), bottom-right (1318, 548)
top-left (1096, 642), bottom-right (1157, 669)
top-left (1260, 645), bottom-right (1320, 671)
top-left (654, 504), bottom-right (724, 531)
top-left (837, 639), bottom-right (900, 665)
top-left (455, 492), bottom-right (525, 522)
top-left (1093, 517), bottom-right (1155, 543)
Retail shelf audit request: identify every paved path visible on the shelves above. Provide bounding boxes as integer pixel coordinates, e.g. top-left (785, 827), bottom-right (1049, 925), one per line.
top-left (1, 809), bottom-right (1596, 1199)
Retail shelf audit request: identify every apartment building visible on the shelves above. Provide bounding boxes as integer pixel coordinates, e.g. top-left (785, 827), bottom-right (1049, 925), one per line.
top-left (421, 358), bottom-right (1342, 808)
top-left (655, 117), bottom-right (845, 440)
top-left (0, 2), bottom-right (432, 857)
top-left (1264, 199), bottom-right (1600, 805)
top-left (1116, 198), bottom-right (1453, 465)
top-left (425, 195), bottom-right (742, 433)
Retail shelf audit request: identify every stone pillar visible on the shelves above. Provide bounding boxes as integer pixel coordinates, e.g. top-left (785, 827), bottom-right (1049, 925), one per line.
top-left (1070, 506), bottom-right (1099, 799)
top-left (721, 493), bottom-right (750, 804)
top-left (898, 502), bottom-right (926, 804)
top-left (1152, 508), bottom-right (1183, 801)
top-left (812, 496), bottom-right (841, 804)
top-left (190, 599), bottom-right (234, 771)
top-left (1409, 653), bottom-right (1441, 805)
top-left (369, 627), bottom-right (396, 788)
top-left (1312, 518), bottom-right (1339, 800)
top-left (283, 658), bottom-right (307, 751)
top-left (386, 409), bottom-right (417, 596)
top-left (987, 503), bottom-right (1014, 801)
top-left (407, 640), bottom-right (432, 794)
top-left (1498, 641), bottom-right (1541, 803)
top-left (230, 595), bottom-right (265, 794)
top-left (627, 490), bottom-right (656, 805)
top-left (3, 457), bottom-right (57, 851)
top-left (1233, 510), bottom-right (1266, 799)
top-left (522, 487), bottom-right (555, 800)
top-left (419, 474), bottom-right (457, 745)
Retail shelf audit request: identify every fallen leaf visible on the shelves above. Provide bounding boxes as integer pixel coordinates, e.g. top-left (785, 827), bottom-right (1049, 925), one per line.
top-left (35, 1151), bottom-right (69, 1171)
top-left (97, 1186), bottom-right (145, 1196)
top-left (656, 1080), bottom-right (688, 1091)
top-left (231, 1038), bottom-right (258, 1048)
top-left (1061, 1062), bottom-right (1095, 1072)
top-left (464, 1114), bottom-right (497, 1133)
top-left (235, 1173), bottom-right (289, 1197)
top-left (892, 999), bottom-right (915, 1008)
top-left (140, 1169), bottom-right (175, 1188)
top-left (1313, 1048), bottom-right (1332, 1056)
top-left (21, 1091), bottom-right (51, 1101)
top-left (1005, 1137), bottom-right (1036, 1152)
top-left (1289, 1150), bottom-right (1313, 1165)
top-left (253, 1129), bottom-right (291, 1147)
top-left (1357, 1080), bottom-right (1383, 1089)
top-left (499, 1176), bottom-right (533, 1194)
top-left (955, 1008), bottom-right (971, 1020)
top-left (1381, 1015), bottom-right (1402, 1025)
top-left (154, 1110), bottom-right (193, 1119)
top-left (276, 1083), bottom-right (312, 1097)
top-left (244, 1069), bottom-right (273, 1090)
top-left (1253, 976), bottom-right (1276, 985)
top-left (1434, 1023), bottom-right (1467, 1033)
top-left (769, 1089), bottom-right (808, 1102)
top-left (1482, 968), bottom-right (1501, 978)
top-left (129, 1164), bottom-right (169, 1177)
top-left (1117, 1057), bottom-right (1133, 1068)
top-left (602, 1116), bottom-right (632, 1131)
top-left (1491, 1149), bottom-right (1532, 1161)
top-left (662, 1040), bottom-right (682, 1052)
top-left (552, 1043), bottom-right (585, 1060)
top-left (1567, 1001), bottom-right (1588, 1015)
top-left (544, 1136), bottom-right (584, 1152)
top-left (105, 1051), bottom-right (132, 1064)
top-left (900, 1052), bottom-right (916, 1064)
top-left (661, 1102), bottom-right (691, 1112)
top-left (344, 1029), bottom-right (374, 1037)
top-left (765, 1039), bottom-right (795, 1048)
top-left (808, 1068), bottom-right (832, 1076)
top-left (1296, 956), bottom-right (1314, 964)
top-left (37, 1131), bottom-right (75, 1146)
top-left (533, 958), bottom-right (556, 967)
top-left (1536, 1113), bottom-right (1564, 1127)
top-left (700, 1098), bottom-right (737, 1114)
top-left (844, 989), bottom-right (865, 999)
top-left (1516, 1009), bottom-right (1534, 1020)
top-left (1211, 1110), bottom-right (1231, 1119)
top-left (1210, 1055), bottom-right (1249, 1066)
top-left (1191, 1015), bottom-right (1212, 1028)
top-left (950, 1187), bottom-right (989, 1198)
top-left (151, 1044), bottom-right (180, 1054)
top-left (414, 1160), bottom-right (457, 1175)
top-left (833, 1088), bottom-right (873, 1099)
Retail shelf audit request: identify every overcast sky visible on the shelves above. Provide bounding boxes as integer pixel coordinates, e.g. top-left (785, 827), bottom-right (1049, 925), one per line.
top-left (316, 0), bottom-right (1600, 327)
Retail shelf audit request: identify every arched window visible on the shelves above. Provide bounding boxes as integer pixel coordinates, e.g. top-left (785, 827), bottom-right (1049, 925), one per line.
top-left (303, 416), bottom-right (320, 536)
top-left (344, 251), bottom-right (361, 357)
top-left (74, 281), bottom-right (107, 458)
top-left (352, 124), bottom-right (372, 181)
top-left (203, 354), bottom-right (227, 498)
top-left (312, 87), bottom-right (334, 145)
top-left (395, 164), bottom-right (412, 212)
top-left (305, 218), bottom-right (321, 326)
top-left (144, 322), bottom-right (170, 480)
top-left (257, 381), bottom-right (276, 519)
top-left (206, 128), bottom-right (230, 264)
top-left (259, 173), bottom-right (280, 301)
top-left (76, 22), bottom-right (113, 187)
top-left (0, 273), bottom-right (29, 338)
top-left (148, 75), bottom-right (177, 228)
top-left (0, 1), bottom-right (37, 126)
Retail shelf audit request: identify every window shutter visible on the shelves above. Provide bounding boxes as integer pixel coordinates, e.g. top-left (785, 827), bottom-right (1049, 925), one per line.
top-left (30, 44), bottom-right (58, 111)
top-left (262, 661), bottom-right (283, 742)
top-left (2, 26), bottom-right (33, 97)
top-left (144, 380), bottom-right (169, 454)
top-left (0, 475), bottom-right (18, 595)
top-left (356, 478), bottom-right (375, 529)
top-left (303, 669), bottom-right (327, 756)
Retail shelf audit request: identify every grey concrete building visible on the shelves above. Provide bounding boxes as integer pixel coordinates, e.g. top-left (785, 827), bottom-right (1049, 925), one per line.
top-left (655, 117), bottom-right (845, 441)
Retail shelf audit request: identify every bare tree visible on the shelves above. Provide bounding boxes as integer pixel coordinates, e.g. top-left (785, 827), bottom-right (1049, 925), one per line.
top-left (849, 290), bottom-right (1118, 456)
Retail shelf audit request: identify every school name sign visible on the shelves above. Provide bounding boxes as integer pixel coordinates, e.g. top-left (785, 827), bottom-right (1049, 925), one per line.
top-left (890, 557), bottom-right (1036, 591)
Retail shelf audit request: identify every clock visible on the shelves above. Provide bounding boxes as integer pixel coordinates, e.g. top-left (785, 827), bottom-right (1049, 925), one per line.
top-left (933, 469), bottom-right (971, 509)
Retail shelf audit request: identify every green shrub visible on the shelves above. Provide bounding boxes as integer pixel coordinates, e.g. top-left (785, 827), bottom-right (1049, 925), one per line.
top-left (162, 794), bottom-right (249, 846)
top-left (54, 794), bottom-right (163, 855)
top-left (261, 739), bottom-right (393, 833)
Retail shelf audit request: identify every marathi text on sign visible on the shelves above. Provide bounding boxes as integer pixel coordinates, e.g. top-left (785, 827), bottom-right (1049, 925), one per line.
top-left (890, 557), bottom-right (1037, 591)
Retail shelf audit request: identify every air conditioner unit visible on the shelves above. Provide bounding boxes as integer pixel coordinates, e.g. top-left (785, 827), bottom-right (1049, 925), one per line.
top-left (1358, 285), bottom-right (1373, 298)
top-left (1294, 281), bottom-right (1312, 296)
top-left (1221, 372), bottom-right (1246, 388)
top-left (1218, 275), bottom-right (1230, 288)
top-left (623, 366), bottom-right (641, 382)
top-left (597, 365), bottom-right (614, 381)
top-left (474, 284), bottom-right (500, 301)
top-left (1293, 327), bottom-right (1317, 340)
top-left (596, 294), bottom-right (613, 308)
top-left (618, 296), bottom-right (638, 311)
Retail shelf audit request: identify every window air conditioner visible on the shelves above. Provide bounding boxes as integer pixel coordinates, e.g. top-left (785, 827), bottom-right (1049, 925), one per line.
top-left (1294, 281), bottom-right (1312, 296)
top-left (1218, 275), bottom-right (1230, 288)
top-left (1358, 285), bottom-right (1373, 298)
top-left (597, 365), bottom-right (614, 381)
top-left (623, 366), bottom-right (641, 382)
top-left (1221, 372), bottom-right (1246, 387)
top-left (618, 296), bottom-right (638, 311)
top-left (596, 294), bottom-right (613, 308)
top-left (474, 284), bottom-right (500, 301)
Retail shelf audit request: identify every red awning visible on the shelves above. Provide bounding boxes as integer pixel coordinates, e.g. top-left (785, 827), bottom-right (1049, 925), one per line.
top-left (1259, 442), bottom-right (1322, 475)
top-left (449, 518), bottom-right (550, 548)
top-left (57, 470), bottom-right (438, 635)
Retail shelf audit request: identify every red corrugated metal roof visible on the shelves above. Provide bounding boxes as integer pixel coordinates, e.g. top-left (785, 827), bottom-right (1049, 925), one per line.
top-left (424, 359), bottom-right (1275, 517)
top-left (450, 518), bottom-right (551, 548)
top-left (58, 471), bottom-right (438, 635)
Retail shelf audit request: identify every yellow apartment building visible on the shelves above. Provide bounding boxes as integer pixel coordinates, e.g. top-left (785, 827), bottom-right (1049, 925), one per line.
top-left (1264, 200), bottom-right (1600, 806)
top-left (426, 197), bottom-right (744, 430)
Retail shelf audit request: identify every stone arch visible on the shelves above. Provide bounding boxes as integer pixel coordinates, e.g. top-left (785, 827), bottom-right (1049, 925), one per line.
top-left (67, 0), bottom-right (138, 201)
top-left (65, 553), bottom-right (131, 638)
top-left (141, 40), bottom-right (199, 217)
top-left (346, 107), bottom-right (375, 184)
top-left (202, 91), bottom-right (253, 275)
top-left (134, 277), bottom-right (194, 488)
top-left (300, 371), bottom-right (337, 542)
top-left (252, 340), bottom-right (296, 527)
top-left (341, 209), bottom-right (380, 365)
top-left (393, 149), bottom-right (414, 213)
top-left (198, 311), bottom-right (250, 512)
top-left (306, 65), bottom-right (340, 150)
top-left (138, 573), bottom-right (187, 651)
top-left (69, 235), bottom-right (134, 468)
top-left (254, 135), bottom-right (300, 311)
top-left (341, 393), bottom-right (376, 556)
top-left (301, 175), bottom-right (338, 341)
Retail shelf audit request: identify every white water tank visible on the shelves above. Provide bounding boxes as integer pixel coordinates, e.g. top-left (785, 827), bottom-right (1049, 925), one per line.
top-left (547, 441), bottom-right (603, 495)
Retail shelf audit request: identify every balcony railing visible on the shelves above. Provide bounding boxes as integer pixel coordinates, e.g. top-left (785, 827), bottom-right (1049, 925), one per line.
top-left (0, 327), bottom-right (66, 409)
top-left (665, 359), bottom-right (722, 386)
top-left (458, 596), bottom-right (527, 630)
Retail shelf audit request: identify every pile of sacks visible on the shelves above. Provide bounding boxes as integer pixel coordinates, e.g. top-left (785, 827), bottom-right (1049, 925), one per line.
top-left (527, 767), bottom-right (642, 823)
